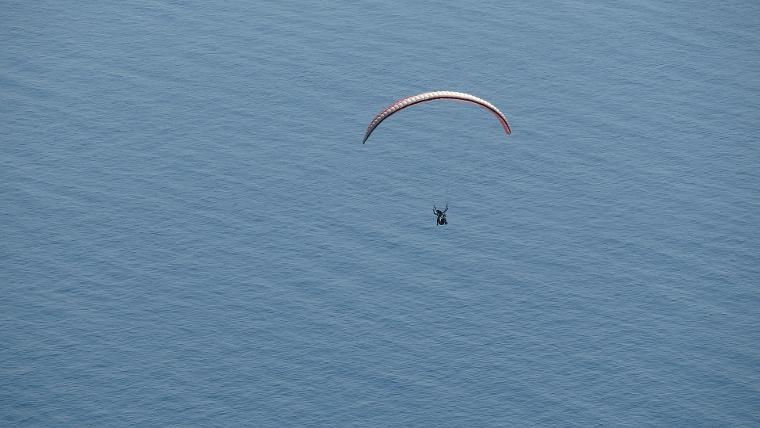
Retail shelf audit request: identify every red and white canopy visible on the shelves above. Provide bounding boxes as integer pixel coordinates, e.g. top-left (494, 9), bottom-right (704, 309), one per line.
top-left (363, 91), bottom-right (511, 143)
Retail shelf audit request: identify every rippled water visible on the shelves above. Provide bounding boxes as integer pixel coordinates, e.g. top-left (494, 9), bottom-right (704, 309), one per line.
top-left (3, 1), bottom-right (759, 426)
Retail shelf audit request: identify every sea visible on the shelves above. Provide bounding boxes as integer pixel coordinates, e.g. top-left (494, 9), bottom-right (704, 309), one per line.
top-left (2, 0), bottom-right (759, 426)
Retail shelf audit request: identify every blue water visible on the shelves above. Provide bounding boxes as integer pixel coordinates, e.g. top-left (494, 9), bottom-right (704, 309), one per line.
top-left (3, 1), bottom-right (759, 426)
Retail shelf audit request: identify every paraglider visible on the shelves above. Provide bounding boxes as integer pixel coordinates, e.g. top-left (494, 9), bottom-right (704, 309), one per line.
top-left (362, 91), bottom-right (511, 226)
top-left (362, 91), bottom-right (511, 144)
top-left (433, 203), bottom-right (448, 226)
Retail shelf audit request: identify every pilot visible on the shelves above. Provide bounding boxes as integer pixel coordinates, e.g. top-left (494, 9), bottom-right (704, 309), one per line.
top-left (433, 204), bottom-right (448, 225)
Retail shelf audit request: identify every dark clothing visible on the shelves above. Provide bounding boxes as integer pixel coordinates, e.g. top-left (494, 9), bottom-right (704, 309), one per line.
top-left (434, 209), bottom-right (447, 225)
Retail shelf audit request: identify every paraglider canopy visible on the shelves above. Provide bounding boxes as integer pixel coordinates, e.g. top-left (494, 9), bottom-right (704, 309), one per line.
top-left (362, 91), bottom-right (511, 143)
